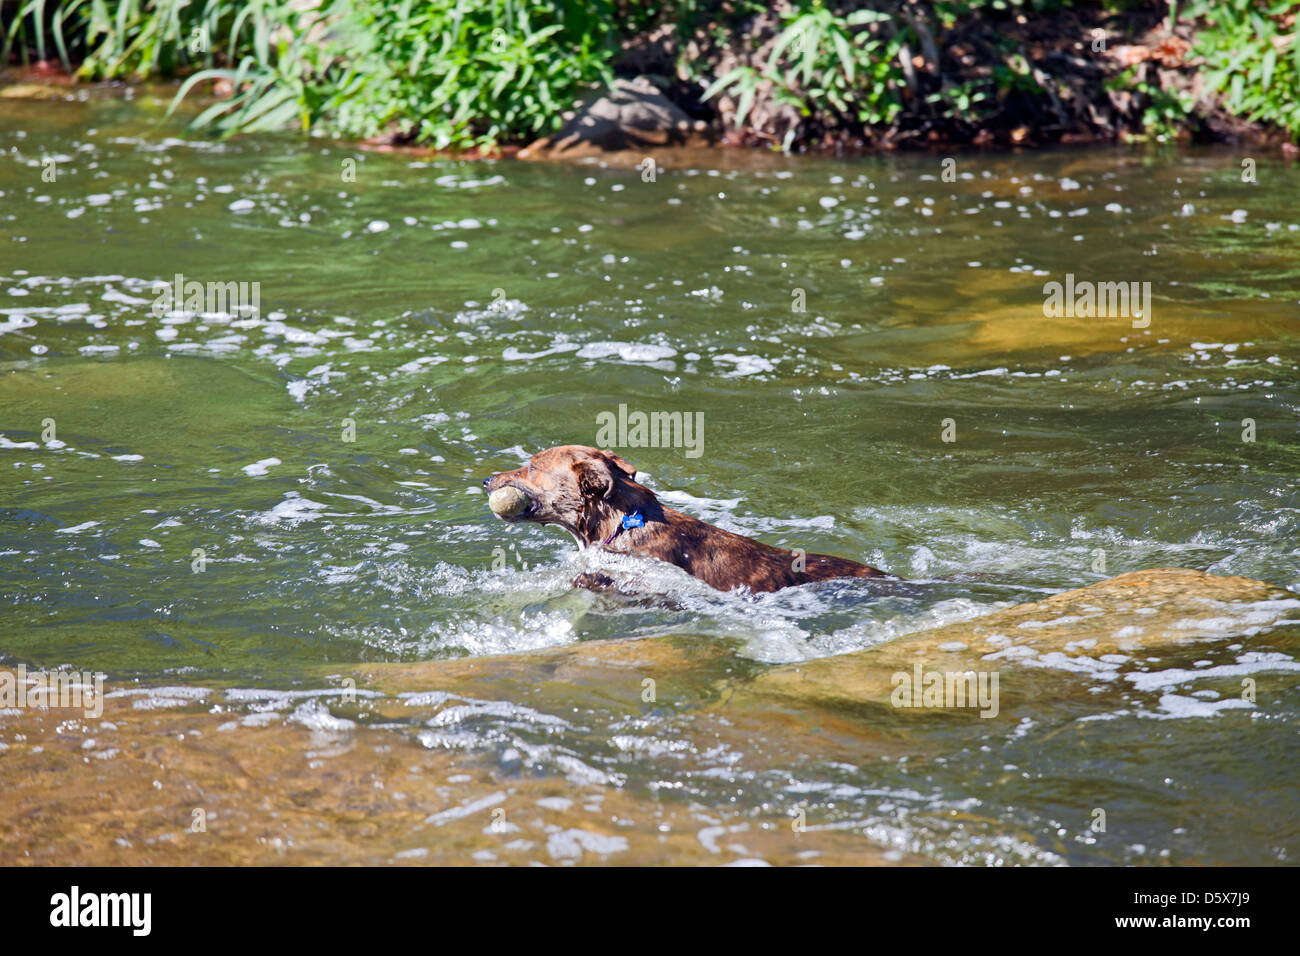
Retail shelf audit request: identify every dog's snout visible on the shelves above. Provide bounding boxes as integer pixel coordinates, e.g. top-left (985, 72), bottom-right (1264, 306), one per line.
top-left (482, 476), bottom-right (493, 489)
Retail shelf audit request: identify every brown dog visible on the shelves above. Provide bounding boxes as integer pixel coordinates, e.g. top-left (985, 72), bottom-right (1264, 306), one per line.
top-left (482, 445), bottom-right (890, 593)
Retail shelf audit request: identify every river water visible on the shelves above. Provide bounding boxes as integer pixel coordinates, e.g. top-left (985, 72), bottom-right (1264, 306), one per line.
top-left (1, 87), bottom-right (1297, 865)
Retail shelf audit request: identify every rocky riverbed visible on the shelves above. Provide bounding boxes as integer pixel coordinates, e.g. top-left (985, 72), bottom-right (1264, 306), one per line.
top-left (4, 569), bottom-right (1296, 866)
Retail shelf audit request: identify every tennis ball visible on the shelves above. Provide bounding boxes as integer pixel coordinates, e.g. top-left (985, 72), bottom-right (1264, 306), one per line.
top-left (488, 485), bottom-right (529, 517)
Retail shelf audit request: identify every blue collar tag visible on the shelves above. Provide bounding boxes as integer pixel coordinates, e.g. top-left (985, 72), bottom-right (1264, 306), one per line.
top-left (621, 511), bottom-right (645, 530)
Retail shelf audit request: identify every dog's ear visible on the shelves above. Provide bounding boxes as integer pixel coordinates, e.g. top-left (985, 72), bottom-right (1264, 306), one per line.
top-left (574, 458), bottom-right (615, 501)
top-left (600, 452), bottom-right (636, 480)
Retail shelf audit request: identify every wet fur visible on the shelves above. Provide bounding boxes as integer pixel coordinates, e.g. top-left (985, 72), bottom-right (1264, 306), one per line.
top-left (483, 445), bottom-right (890, 593)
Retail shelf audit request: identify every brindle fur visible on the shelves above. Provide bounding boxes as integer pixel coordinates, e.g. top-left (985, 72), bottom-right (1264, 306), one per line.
top-left (483, 445), bottom-right (890, 593)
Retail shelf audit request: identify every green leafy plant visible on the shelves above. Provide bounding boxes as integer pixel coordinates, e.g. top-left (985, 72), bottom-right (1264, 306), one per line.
top-left (704, 63), bottom-right (762, 127)
top-left (924, 78), bottom-right (992, 122)
top-left (168, 1), bottom-right (620, 149)
top-left (5, 0), bottom-right (622, 150)
top-left (703, 0), bottom-right (907, 143)
top-left (1106, 66), bottom-right (1194, 140)
top-left (1180, 0), bottom-right (1300, 141)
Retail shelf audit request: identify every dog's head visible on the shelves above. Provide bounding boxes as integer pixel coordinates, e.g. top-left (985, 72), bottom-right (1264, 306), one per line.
top-left (482, 445), bottom-right (643, 540)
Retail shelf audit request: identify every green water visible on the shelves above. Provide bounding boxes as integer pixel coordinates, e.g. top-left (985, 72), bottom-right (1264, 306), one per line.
top-left (2, 87), bottom-right (1298, 865)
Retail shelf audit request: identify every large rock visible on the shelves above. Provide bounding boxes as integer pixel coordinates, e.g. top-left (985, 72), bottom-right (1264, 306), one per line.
top-left (728, 568), bottom-right (1300, 715)
top-left (518, 77), bottom-right (710, 159)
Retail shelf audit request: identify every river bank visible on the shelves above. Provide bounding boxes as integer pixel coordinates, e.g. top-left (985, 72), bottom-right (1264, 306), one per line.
top-left (2, 2), bottom-right (1298, 158)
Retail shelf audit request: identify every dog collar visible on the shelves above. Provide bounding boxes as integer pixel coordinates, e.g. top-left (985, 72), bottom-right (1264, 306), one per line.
top-left (602, 510), bottom-right (644, 546)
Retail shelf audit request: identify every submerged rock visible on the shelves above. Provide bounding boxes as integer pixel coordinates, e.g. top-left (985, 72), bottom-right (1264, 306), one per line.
top-left (732, 568), bottom-right (1300, 715)
top-left (2, 569), bottom-right (1294, 865)
top-left (359, 633), bottom-right (736, 717)
top-left (0, 638), bottom-right (916, 867)
top-left (518, 77), bottom-right (711, 159)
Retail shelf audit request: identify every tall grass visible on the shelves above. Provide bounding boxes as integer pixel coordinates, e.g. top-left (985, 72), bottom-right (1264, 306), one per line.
top-left (3, 0), bottom-right (236, 76)
top-left (3, 0), bottom-right (623, 148)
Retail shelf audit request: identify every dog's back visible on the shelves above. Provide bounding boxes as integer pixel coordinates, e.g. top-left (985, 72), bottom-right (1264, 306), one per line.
top-left (646, 506), bottom-right (888, 592)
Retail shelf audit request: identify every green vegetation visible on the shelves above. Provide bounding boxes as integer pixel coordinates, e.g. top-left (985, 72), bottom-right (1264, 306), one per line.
top-left (703, 3), bottom-right (906, 144)
top-left (3, 0), bottom-right (626, 148)
top-left (2, 1), bottom-right (1298, 148)
top-left (1106, 66), bottom-right (1195, 141)
top-left (1179, 0), bottom-right (1300, 140)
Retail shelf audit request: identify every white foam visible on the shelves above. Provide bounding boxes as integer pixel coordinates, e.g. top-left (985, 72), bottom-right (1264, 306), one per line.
top-left (54, 521), bottom-right (100, 534)
top-left (546, 829), bottom-right (628, 861)
top-left (1126, 651), bottom-right (1300, 693)
top-left (576, 341), bottom-right (677, 362)
top-left (241, 457), bottom-right (281, 476)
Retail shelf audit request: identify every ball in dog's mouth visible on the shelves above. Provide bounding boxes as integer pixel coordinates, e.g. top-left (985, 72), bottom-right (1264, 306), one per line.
top-left (488, 485), bottom-right (529, 518)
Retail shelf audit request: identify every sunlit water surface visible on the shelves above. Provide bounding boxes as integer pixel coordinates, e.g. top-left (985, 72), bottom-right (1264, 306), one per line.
top-left (1, 89), bottom-right (1298, 865)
